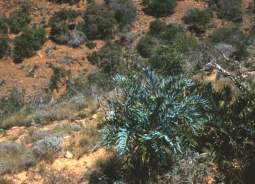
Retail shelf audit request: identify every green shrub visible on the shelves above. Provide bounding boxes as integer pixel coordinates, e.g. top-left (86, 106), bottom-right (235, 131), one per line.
top-left (101, 69), bottom-right (211, 181)
top-left (149, 19), bottom-right (167, 35)
top-left (48, 0), bottom-right (80, 4)
top-left (207, 0), bottom-right (242, 22)
top-left (80, 4), bottom-right (117, 40)
top-left (106, 0), bottom-right (136, 27)
top-left (49, 10), bottom-right (86, 47)
top-left (88, 42), bottom-right (122, 74)
top-left (0, 89), bottom-right (24, 119)
top-left (137, 35), bottom-right (160, 58)
top-left (150, 44), bottom-right (183, 75)
top-left (49, 67), bottom-right (67, 91)
top-left (138, 21), bottom-right (198, 59)
top-left (12, 27), bottom-right (46, 63)
top-left (0, 37), bottom-right (9, 58)
top-left (183, 8), bottom-right (212, 33)
top-left (142, 0), bottom-right (177, 17)
top-left (0, 17), bottom-right (8, 34)
top-left (8, 7), bottom-right (31, 34)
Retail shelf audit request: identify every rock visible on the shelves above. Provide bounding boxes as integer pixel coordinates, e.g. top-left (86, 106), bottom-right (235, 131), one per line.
top-left (64, 151), bottom-right (73, 159)
top-left (215, 43), bottom-right (237, 58)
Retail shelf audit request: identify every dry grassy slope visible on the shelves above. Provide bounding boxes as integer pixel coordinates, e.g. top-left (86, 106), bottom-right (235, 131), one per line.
top-left (0, 0), bottom-right (254, 100)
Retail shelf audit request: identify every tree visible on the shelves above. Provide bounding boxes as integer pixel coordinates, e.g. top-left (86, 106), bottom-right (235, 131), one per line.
top-left (101, 69), bottom-right (211, 181)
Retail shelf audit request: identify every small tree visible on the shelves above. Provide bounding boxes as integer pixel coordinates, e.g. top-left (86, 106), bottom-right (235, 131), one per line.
top-left (142, 0), bottom-right (177, 17)
top-left (101, 69), bottom-right (211, 181)
top-left (0, 37), bottom-right (9, 58)
top-left (12, 27), bottom-right (46, 63)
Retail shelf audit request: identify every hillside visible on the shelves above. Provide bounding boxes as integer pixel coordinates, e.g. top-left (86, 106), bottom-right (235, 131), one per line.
top-left (1, 0), bottom-right (255, 183)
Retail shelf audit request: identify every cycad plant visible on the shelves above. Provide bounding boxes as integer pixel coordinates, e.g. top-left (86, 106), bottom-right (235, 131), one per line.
top-left (101, 69), bottom-right (211, 181)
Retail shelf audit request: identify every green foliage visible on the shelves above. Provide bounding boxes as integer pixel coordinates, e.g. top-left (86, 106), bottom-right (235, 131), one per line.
top-left (207, 0), bottom-right (242, 22)
top-left (8, 7), bottom-right (31, 34)
top-left (142, 0), bottom-right (177, 17)
top-left (88, 42), bottom-right (122, 74)
top-left (80, 4), bottom-right (118, 40)
top-left (210, 27), bottom-right (248, 59)
top-left (49, 67), bottom-right (67, 91)
top-left (0, 89), bottom-right (24, 119)
top-left (149, 19), bottom-right (167, 35)
top-left (137, 35), bottom-right (160, 58)
top-left (101, 69), bottom-right (211, 180)
top-left (0, 17), bottom-right (8, 34)
top-left (0, 6), bottom-right (30, 34)
top-left (0, 37), bottom-right (9, 58)
top-left (12, 27), bottom-right (46, 63)
top-left (49, 10), bottom-right (86, 47)
top-left (138, 21), bottom-right (187, 58)
top-left (197, 84), bottom-right (255, 183)
top-left (48, 0), bottom-right (80, 4)
top-left (150, 44), bottom-right (183, 75)
top-left (183, 8), bottom-right (212, 33)
top-left (106, 0), bottom-right (136, 27)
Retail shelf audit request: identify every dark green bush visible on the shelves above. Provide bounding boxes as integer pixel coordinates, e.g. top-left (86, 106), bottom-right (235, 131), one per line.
top-left (48, 0), bottom-right (80, 4)
top-left (49, 10), bottom-right (86, 47)
top-left (0, 37), bottom-right (9, 58)
top-left (0, 17), bottom-right (8, 34)
top-left (106, 0), bottom-right (136, 27)
top-left (12, 27), bottom-right (46, 63)
top-left (88, 42), bottom-right (122, 74)
top-left (138, 21), bottom-right (198, 59)
top-left (49, 67), bottom-right (67, 91)
top-left (0, 89), bottom-right (24, 119)
top-left (80, 4), bottom-right (117, 40)
top-left (183, 8), bottom-right (212, 33)
top-left (142, 0), bottom-right (177, 17)
top-left (8, 7), bottom-right (31, 34)
top-left (137, 35), bottom-right (160, 58)
top-left (207, 0), bottom-right (242, 22)
top-left (101, 69), bottom-right (211, 182)
top-left (150, 44), bottom-right (183, 75)
top-left (149, 19), bottom-right (167, 35)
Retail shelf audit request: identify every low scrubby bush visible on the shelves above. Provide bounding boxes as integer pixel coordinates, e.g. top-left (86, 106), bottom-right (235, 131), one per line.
top-left (0, 17), bottom-right (8, 34)
top-left (49, 67), bottom-right (68, 91)
top-left (8, 7), bottom-right (31, 34)
top-left (142, 0), bottom-right (177, 17)
top-left (207, 0), bottom-right (242, 22)
top-left (183, 8), bottom-right (212, 33)
top-left (80, 4), bottom-right (117, 40)
top-left (49, 10), bottom-right (86, 47)
top-left (150, 44), bottom-right (183, 75)
top-left (0, 37), bottom-right (9, 58)
top-left (106, 0), bottom-right (136, 27)
top-left (88, 42), bottom-right (122, 74)
top-left (137, 35), bottom-right (160, 58)
top-left (101, 69), bottom-right (211, 182)
top-left (12, 27), bottom-right (46, 63)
